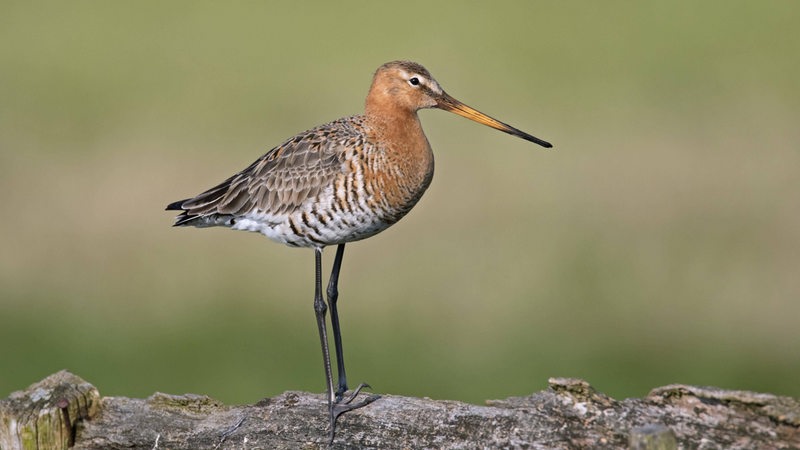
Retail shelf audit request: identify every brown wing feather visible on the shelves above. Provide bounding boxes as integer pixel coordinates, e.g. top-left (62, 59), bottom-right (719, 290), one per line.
top-left (168, 116), bottom-right (366, 226)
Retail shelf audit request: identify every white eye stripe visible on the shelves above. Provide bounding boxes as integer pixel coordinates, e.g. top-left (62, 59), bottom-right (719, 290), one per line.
top-left (399, 70), bottom-right (442, 94)
top-left (403, 72), bottom-right (423, 85)
top-left (427, 80), bottom-right (443, 95)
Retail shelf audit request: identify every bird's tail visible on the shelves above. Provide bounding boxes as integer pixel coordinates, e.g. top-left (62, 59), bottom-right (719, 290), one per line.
top-left (165, 199), bottom-right (199, 226)
top-left (166, 197), bottom-right (237, 228)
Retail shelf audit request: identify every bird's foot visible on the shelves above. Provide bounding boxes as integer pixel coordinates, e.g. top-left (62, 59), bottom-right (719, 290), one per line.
top-left (328, 383), bottom-right (380, 444)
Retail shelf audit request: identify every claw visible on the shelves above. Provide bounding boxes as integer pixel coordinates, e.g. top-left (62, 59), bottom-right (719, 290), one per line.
top-left (327, 385), bottom-right (380, 444)
top-left (343, 382), bottom-right (371, 404)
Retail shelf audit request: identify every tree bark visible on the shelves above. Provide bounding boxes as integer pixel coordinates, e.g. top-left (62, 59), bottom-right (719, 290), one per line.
top-left (1, 371), bottom-right (798, 449)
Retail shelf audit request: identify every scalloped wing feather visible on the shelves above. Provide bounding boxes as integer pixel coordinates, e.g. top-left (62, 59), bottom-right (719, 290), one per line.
top-left (168, 116), bottom-right (367, 227)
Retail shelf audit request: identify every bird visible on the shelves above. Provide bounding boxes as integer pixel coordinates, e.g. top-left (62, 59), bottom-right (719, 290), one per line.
top-left (166, 60), bottom-right (552, 442)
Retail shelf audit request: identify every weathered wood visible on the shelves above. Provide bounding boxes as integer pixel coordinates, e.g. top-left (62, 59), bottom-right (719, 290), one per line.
top-left (629, 424), bottom-right (677, 450)
top-left (1, 372), bottom-right (798, 449)
top-left (0, 371), bottom-right (99, 450)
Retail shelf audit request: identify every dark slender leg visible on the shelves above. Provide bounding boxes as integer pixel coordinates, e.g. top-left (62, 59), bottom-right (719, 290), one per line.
top-left (327, 244), bottom-right (349, 400)
top-left (314, 246), bottom-right (379, 444)
top-left (312, 248), bottom-right (336, 410)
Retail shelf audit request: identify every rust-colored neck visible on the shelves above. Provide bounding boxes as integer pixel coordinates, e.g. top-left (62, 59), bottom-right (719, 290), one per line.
top-left (363, 95), bottom-right (434, 214)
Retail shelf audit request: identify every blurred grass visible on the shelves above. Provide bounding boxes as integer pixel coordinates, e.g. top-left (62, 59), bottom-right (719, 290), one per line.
top-left (1, 1), bottom-right (799, 405)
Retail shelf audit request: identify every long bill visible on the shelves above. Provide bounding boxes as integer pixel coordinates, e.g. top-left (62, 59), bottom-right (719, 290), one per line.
top-left (436, 92), bottom-right (552, 148)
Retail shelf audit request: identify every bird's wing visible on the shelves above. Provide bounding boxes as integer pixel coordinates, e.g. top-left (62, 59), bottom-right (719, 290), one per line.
top-left (168, 116), bottom-right (366, 225)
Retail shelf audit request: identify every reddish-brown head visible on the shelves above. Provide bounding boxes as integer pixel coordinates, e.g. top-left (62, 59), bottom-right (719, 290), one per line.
top-left (366, 61), bottom-right (441, 114)
top-left (366, 60), bottom-right (552, 148)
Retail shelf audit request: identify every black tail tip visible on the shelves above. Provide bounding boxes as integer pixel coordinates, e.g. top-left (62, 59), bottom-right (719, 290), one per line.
top-left (166, 199), bottom-right (188, 211)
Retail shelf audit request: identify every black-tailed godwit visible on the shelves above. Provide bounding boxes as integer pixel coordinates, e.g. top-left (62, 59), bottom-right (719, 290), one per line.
top-left (167, 60), bottom-right (552, 442)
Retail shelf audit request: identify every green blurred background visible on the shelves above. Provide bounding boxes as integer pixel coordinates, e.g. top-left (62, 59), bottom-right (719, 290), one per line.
top-left (1, 2), bottom-right (798, 405)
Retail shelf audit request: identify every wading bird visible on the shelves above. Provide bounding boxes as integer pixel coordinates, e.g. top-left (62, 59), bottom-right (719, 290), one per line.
top-left (166, 60), bottom-right (552, 442)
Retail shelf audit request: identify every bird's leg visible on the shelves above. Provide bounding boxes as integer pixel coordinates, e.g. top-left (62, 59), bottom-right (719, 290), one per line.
top-left (315, 247), bottom-right (378, 443)
top-left (326, 243), bottom-right (350, 400)
top-left (312, 248), bottom-right (338, 441)
top-left (322, 245), bottom-right (380, 442)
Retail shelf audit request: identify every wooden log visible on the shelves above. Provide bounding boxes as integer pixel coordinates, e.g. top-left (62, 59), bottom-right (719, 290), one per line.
top-left (1, 372), bottom-right (798, 449)
top-left (0, 371), bottom-right (98, 450)
top-left (629, 424), bottom-right (677, 450)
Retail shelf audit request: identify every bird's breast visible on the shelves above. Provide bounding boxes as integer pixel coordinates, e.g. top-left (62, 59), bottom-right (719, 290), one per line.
top-left (272, 138), bottom-right (433, 248)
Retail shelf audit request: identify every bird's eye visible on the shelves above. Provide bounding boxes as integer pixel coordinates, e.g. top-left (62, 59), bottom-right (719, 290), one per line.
top-left (408, 77), bottom-right (420, 86)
